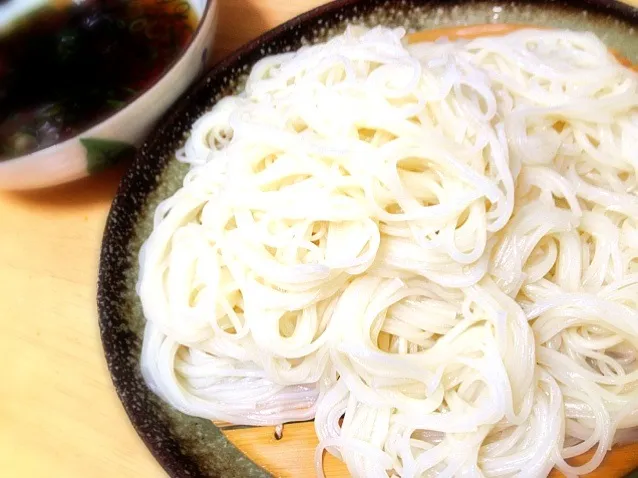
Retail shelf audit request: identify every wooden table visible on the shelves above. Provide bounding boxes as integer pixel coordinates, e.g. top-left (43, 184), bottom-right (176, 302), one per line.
top-left (1, 1), bottom-right (638, 477)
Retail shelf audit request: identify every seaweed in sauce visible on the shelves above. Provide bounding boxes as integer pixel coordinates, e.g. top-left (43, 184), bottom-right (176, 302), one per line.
top-left (0, 0), bottom-right (198, 160)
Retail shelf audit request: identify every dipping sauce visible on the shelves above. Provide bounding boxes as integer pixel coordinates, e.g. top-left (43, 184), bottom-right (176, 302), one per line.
top-left (0, 0), bottom-right (198, 160)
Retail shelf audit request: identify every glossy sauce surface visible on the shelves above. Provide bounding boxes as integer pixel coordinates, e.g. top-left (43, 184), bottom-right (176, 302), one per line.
top-left (0, 0), bottom-right (198, 160)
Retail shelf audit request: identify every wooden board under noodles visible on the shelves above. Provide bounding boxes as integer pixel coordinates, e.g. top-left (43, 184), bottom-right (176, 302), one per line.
top-left (217, 24), bottom-right (638, 478)
top-left (406, 23), bottom-right (638, 70)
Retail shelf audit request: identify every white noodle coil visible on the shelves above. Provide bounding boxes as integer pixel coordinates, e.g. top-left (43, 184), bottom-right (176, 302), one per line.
top-left (138, 26), bottom-right (638, 477)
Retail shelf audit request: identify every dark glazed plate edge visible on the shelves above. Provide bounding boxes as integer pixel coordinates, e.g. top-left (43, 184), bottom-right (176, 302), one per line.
top-left (97, 1), bottom-right (638, 477)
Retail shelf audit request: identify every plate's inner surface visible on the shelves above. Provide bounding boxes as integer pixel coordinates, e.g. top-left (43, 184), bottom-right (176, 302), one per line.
top-left (99, 1), bottom-right (638, 477)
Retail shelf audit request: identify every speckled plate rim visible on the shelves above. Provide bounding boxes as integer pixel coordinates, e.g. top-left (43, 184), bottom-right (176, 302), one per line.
top-left (98, 1), bottom-right (638, 477)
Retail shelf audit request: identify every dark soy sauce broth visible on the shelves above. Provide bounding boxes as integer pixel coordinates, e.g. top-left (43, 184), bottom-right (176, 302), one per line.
top-left (0, 0), bottom-right (199, 160)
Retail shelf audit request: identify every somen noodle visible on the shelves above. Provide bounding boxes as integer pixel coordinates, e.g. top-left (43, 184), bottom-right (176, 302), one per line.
top-left (137, 25), bottom-right (638, 477)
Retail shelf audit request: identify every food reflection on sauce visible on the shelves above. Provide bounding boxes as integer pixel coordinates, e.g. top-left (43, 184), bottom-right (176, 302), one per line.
top-left (0, 0), bottom-right (198, 160)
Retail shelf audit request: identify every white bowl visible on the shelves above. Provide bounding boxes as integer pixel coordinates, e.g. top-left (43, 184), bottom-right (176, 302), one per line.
top-left (0, 0), bottom-right (218, 190)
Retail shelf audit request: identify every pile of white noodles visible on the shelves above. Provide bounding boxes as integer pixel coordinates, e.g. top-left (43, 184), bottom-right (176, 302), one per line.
top-left (137, 25), bottom-right (638, 477)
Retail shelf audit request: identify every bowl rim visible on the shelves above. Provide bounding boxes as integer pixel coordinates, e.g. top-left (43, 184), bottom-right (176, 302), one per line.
top-left (0, 0), bottom-right (215, 166)
top-left (98, 0), bottom-right (638, 477)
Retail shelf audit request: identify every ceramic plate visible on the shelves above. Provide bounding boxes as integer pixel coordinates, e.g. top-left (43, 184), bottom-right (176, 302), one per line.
top-left (97, 0), bottom-right (638, 476)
